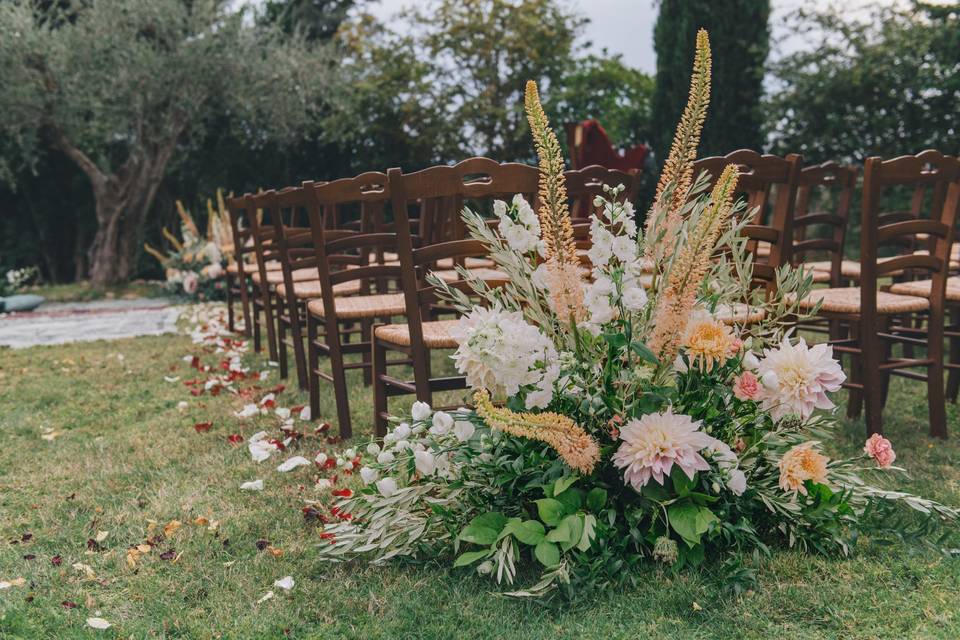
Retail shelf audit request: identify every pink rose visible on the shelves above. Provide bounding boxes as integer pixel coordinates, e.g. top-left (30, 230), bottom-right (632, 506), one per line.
top-left (732, 371), bottom-right (761, 401)
top-left (728, 337), bottom-right (743, 355)
top-left (182, 272), bottom-right (199, 295)
top-left (864, 433), bottom-right (896, 468)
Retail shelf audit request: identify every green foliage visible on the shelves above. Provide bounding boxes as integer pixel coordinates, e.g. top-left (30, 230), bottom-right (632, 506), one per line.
top-left (651, 0), bottom-right (769, 159)
top-left (767, 3), bottom-right (960, 162)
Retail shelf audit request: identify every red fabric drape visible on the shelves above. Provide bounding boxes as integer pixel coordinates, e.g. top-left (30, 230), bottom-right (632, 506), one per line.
top-left (572, 119), bottom-right (648, 171)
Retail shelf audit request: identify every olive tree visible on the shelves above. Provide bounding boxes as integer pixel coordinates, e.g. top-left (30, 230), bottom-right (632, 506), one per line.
top-left (0, 0), bottom-right (331, 286)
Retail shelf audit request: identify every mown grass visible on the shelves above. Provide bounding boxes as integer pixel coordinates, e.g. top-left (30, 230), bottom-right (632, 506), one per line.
top-left (1, 310), bottom-right (959, 639)
top-left (21, 280), bottom-right (167, 303)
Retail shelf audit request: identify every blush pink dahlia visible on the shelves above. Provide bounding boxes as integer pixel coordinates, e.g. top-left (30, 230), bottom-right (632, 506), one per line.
top-left (756, 337), bottom-right (845, 420)
top-left (613, 409), bottom-right (720, 490)
top-left (864, 433), bottom-right (896, 468)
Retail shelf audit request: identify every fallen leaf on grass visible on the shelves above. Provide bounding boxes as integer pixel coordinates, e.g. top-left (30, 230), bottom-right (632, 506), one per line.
top-left (86, 617), bottom-right (111, 630)
top-left (240, 480), bottom-right (264, 491)
top-left (136, 544), bottom-right (152, 554)
top-left (163, 520), bottom-right (182, 538)
top-left (159, 549), bottom-right (176, 561)
top-left (72, 563), bottom-right (95, 579)
top-left (0, 578), bottom-right (26, 589)
top-left (267, 546), bottom-right (283, 558)
top-left (177, 401), bottom-right (189, 413)
top-left (273, 576), bottom-right (294, 591)
top-left (94, 530), bottom-right (110, 543)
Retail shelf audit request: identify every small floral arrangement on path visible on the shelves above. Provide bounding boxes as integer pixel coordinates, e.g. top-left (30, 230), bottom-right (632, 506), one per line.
top-left (315, 31), bottom-right (959, 600)
top-left (146, 191), bottom-right (234, 300)
top-left (1, 266), bottom-right (39, 297)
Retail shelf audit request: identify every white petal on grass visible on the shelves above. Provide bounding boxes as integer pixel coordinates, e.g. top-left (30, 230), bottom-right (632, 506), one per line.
top-left (257, 591), bottom-right (275, 604)
top-left (299, 406), bottom-right (311, 420)
top-left (276, 456), bottom-right (310, 473)
top-left (240, 479), bottom-right (264, 491)
top-left (164, 376), bottom-right (180, 383)
top-left (87, 618), bottom-right (111, 630)
top-left (273, 576), bottom-right (295, 591)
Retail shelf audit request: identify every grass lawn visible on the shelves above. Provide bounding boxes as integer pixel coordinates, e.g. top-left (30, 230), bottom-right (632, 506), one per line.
top-left (21, 281), bottom-right (167, 303)
top-left (1, 305), bottom-right (959, 639)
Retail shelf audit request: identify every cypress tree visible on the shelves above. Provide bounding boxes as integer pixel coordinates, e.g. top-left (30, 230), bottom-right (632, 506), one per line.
top-left (651, 0), bottom-right (770, 160)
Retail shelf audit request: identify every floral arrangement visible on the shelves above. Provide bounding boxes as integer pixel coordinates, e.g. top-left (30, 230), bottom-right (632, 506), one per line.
top-left (0, 266), bottom-right (38, 297)
top-left (315, 31), bottom-right (958, 600)
top-left (146, 190), bottom-right (234, 300)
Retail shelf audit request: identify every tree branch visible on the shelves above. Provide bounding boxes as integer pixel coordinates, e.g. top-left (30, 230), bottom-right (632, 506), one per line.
top-left (52, 127), bottom-right (107, 192)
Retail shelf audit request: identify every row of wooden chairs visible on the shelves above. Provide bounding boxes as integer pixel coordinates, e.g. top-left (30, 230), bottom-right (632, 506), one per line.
top-left (224, 159), bottom-right (639, 438)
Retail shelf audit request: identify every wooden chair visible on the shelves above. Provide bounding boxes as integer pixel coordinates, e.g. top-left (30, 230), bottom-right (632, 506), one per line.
top-left (564, 165), bottom-right (640, 220)
top-left (691, 150), bottom-right (803, 322)
top-left (304, 173), bottom-right (406, 439)
top-left (372, 159), bottom-right (540, 435)
top-left (790, 152), bottom-right (960, 437)
top-left (791, 162), bottom-right (858, 287)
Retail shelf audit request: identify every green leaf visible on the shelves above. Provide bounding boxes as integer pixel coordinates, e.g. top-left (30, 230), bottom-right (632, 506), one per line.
top-left (553, 475), bottom-right (578, 497)
top-left (547, 514), bottom-right (584, 552)
top-left (453, 549), bottom-right (492, 567)
top-left (586, 487), bottom-right (607, 512)
top-left (668, 502), bottom-right (717, 548)
top-left (577, 514), bottom-right (597, 552)
top-left (555, 487), bottom-right (583, 514)
top-left (604, 332), bottom-right (628, 349)
top-left (459, 511), bottom-right (508, 546)
top-left (630, 341), bottom-right (659, 364)
top-left (671, 466), bottom-right (696, 496)
top-left (509, 520), bottom-right (546, 546)
top-left (534, 540), bottom-right (560, 567)
top-left (535, 498), bottom-right (565, 526)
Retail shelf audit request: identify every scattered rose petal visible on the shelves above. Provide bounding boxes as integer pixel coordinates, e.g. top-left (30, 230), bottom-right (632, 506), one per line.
top-left (72, 562), bottom-right (95, 578)
top-left (273, 576), bottom-right (295, 591)
top-left (299, 406), bottom-right (311, 420)
top-left (257, 591), bottom-right (274, 604)
top-left (22, 554), bottom-right (35, 561)
top-left (95, 530), bottom-right (110, 543)
top-left (159, 549), bottom-right (176, 561)
top-left (87, 617), bottom-right (111, 630)
top-left (61, 600), bottom-right (77, 609)
top-left (236, 404), bottom-right (260, 419)
top-left (275, 407), bottom-right (291, 420)
top-left (51, 555), bottom-right (62, 566)
top-left (331, 488), bottom-right (352, 498)
top-left (193, 421), bottom-right (213, 433)
top-left (176, 401), bottom-right (189, 413)
top-left (164, 376), bottom-right (180, 383)
top-left (0, 577), bottom-right (26, 589)
top-left (227, 434), bottom-right (243, 444)
top-left (276, 456), bottom-right (310, 473)
top-left (240, 479), bottom-right (264, 491)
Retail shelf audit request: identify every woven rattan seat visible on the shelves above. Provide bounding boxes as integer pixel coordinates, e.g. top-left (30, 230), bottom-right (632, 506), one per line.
top-left (434, 256), bottom-right (496, 269)
top-left (251, 267), bottom-right (317, 285)
top-left (714, 303), bottom-right (766, 325)
top-left (307, 293), bottom-right (406, 320)
top-left (888, 277), bottom-right (960, 302)
top-left (807, 254), bottom-right (909, 279)
top-left (797, 264), bottom-right (831, 283)
top-left (275, 279), bottom-right (361, 300)
top-left (790, 287), bottom-right (930, 315)
top-left (375, 320), bottom-right (460, 349)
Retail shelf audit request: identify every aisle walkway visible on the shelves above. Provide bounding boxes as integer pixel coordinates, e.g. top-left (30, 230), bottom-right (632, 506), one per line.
top-left (0, 298), bottom-right (179, 348)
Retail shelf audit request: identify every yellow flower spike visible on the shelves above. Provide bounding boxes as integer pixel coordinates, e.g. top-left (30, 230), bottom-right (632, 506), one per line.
top-left (162, 227), bottom-right (183, 252)
top-left (648, 163), bottom-right (739, 362)
top-left (645, 28), bottom-right (712, 262)
top-left (473, 389), bottom-right (600, 475)
top-left (176, 200), bottom-right (200, 238)
top-left (143, 242), bottom-right (169, 266)
top-left (524, 80), bottom-right (586, 325)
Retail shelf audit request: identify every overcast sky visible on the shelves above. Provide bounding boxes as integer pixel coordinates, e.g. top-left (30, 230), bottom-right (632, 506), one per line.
top-left (363, 0), bottom-right (902, 74)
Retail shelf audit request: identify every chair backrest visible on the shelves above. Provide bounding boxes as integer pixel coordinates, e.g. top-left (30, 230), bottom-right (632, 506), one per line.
top-left (693, 149), bottom-right (802, 289)
top-left (224, 194), bottom-right (256, 273)
top-left (564, 165), bottom-right (640, 219)
top-left (791, 162), bottom-right (858, 285)
top-left (305, 172), bottom-right (402, 322)
top-left (860, 152), bottom-right (960, 311)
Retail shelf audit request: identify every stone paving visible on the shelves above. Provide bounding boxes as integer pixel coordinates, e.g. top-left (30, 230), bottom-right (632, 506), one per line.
top-left (0, 298), bottom-right (181, 349)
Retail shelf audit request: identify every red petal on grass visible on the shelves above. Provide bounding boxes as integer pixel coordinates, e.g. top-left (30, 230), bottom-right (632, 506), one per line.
top-left (61, 600), bottom-right (78, 609)
top-left (23, 554), bottom-right (36, 560)
top-left (190, 356), bottom-right (201, 369)
top-left (261, 399), bottom-right (276, 409)
top-left (210, 385), bottom-right (222, 397)
top-left (331, 488), bottom-right (352, 498)
top-left (227, 434), bottom-right (243, 444)
top-left (290, 405), bottom-right (305, 414)
top-left (194, 422), bottom-right (213, 433)
top-left (270, 385), bottom-right (286, 395)
top-left (267, 438), bottom-right (286, 451)
top-left (51, 555), bottom-right (63, 566)
top-left (21, 533), bottom-right (32, 542)
top-left (190, 388), bottom-right (204, 397)
top-left (315, 423), bottom-right (331, 434)
top-left (159, 549), bottom-right (176, 561)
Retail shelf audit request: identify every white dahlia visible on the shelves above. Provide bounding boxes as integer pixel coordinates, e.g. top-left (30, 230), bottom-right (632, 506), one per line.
top-left (756, 337), bottom-right (845, 420)
top-left (613, 409), bottom-right (721, 490)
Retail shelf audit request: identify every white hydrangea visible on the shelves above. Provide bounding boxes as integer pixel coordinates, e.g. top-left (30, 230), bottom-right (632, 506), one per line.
top-left (451, 305), bottom-right (559, 409)
top-left (494, 194), bottom-right (542, 255)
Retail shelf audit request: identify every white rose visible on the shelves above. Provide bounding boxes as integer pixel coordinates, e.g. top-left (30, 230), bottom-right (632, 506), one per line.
top-left (453, 420), bottom-right (475, 442)
top-left (393, 440), bottom-right (410, 452)
top-left (366, 442), bottom-right (381, 456)
top-left (411, 402), bottom-right (432, 421)
top-left (430, 411), bottom-right (453, 436)
top-left (493, 199), bottom-right (508, 218)
top-left (359, 466), bottom-right (378, 485)
top-left (742, 351), bottom-right (760, 371)
top-left (376, 450), bottom-right (395, 464)
top-left (727, 469), bottom-right (747, 496)
top-left (761, 370), bottom-right (779, 390)
top-left (414, 449), bottom-right (436, 476)
top-left (376, 477), bottom-right (398, 498)
top-left (393, 423), bottom-right (411, 440)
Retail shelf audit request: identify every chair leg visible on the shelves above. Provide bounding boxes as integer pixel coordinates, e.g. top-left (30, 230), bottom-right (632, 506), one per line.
top-left (860, 314), bottom-right (884, 436)
top-left (307, 313), bottom-right (320, 423)
top-left (253, 301), bottom-right (262, 353)
top-left (927, 309), bottom-right (948, 439)
top-left (846, 322), bottom-right (864, 419)
top-left (361, 318), bottom-right (373, 386)
top-left (326, 317), bottom-right (353, 440)
top-left (277, 300), bottom-right (289, 381)
top-left (239, 275), bottom-right (253, 338)
top-left (263, 289), bottom-right (279, 362)
top-left (226, 274), bottom-right (235, 333)
top-left (289, 300), bottom-right (309, 391)
top-left (946, 305), bottom-right (960, 403)
top-left (372, 332), bottom-right (389, 438)
top-left (879, 316), bottom-right (893, 409)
